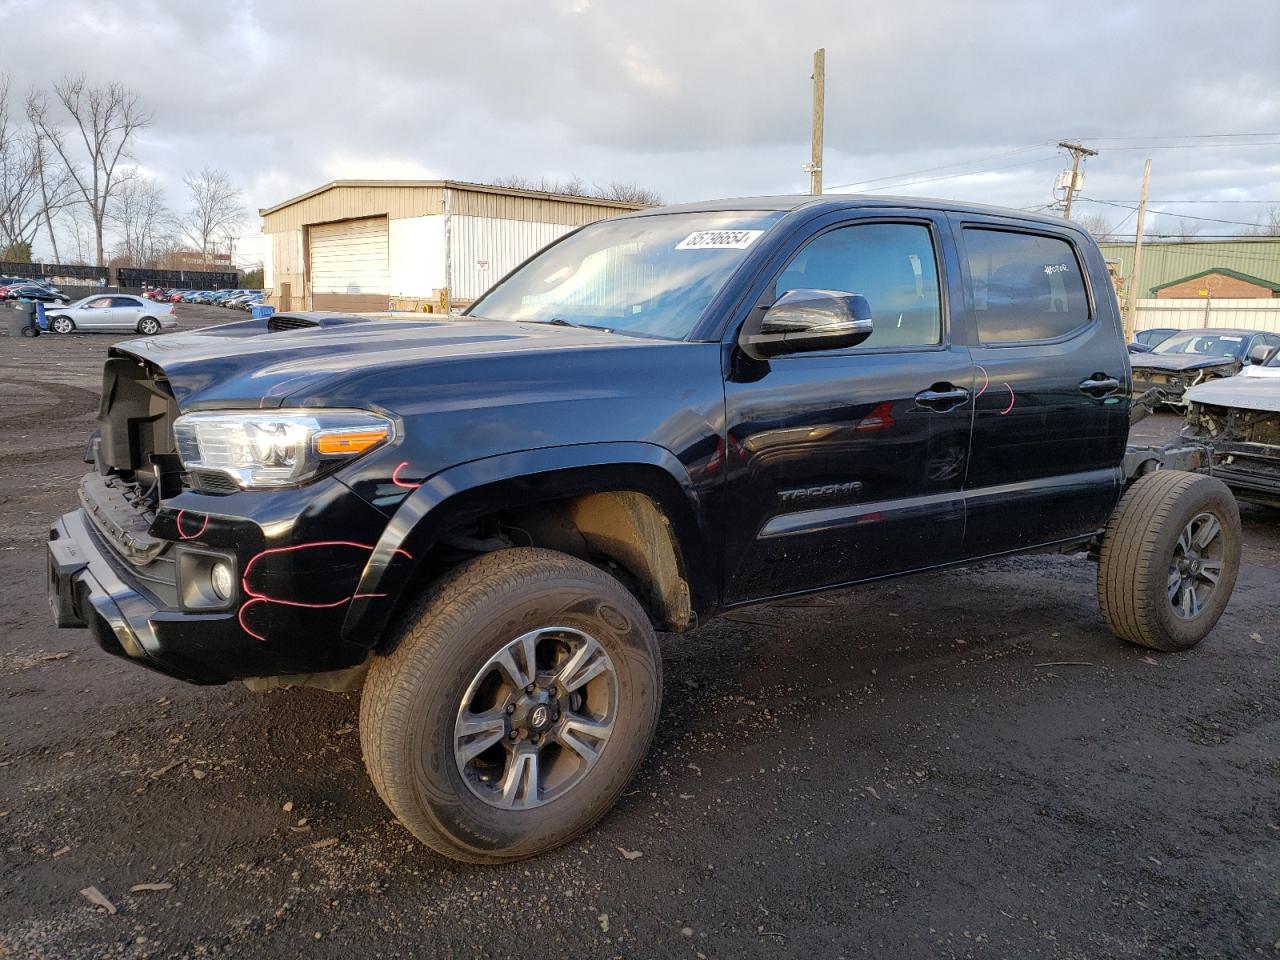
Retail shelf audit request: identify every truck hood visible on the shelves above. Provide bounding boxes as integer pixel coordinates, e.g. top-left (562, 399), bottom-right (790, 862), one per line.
top-left (114, 312), bottom-right (637, 410)
top-left (1129, 354), bottom-right (1239, 374)
top-left (1186, 371), bottom-right (1280, 413)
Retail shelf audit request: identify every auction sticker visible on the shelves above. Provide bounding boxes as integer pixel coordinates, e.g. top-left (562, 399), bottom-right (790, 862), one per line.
top-left (675, 230), bottom-right (764, 250)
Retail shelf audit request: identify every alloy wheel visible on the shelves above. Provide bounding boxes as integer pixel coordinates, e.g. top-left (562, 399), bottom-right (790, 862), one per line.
top-left (1168, 511), bottom-right (1224, 620)
top-left (454, 626), bottom-right (618, 810)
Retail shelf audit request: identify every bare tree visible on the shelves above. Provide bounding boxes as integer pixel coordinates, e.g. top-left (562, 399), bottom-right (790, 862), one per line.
top-left (109, 175), bottom-right (174, 265)
top-left (490, 174), bottom-right (660, 205)
top-left (27, 75), bottom-right (151, 266)
top-left (593, 180), bottom-right (663, 205)
top-left (1071, 212), bottom-right (1112, 240)
top-left (1243, 204), bottom-right (1280, 237)
top-left (180, 166), bottom-right (245, 263)
top-left (1171, 218), bottom-right (1201, 241)
top-left (0, 77), bottom-right (74, 259)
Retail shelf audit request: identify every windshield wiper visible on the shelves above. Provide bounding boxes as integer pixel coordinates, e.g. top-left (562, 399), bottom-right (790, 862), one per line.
top-left (535, 317), bottom-right (614, 334)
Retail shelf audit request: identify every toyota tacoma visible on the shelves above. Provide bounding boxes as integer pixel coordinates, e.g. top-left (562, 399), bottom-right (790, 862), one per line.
top-left (48, 196), bottom-right (1242, 862)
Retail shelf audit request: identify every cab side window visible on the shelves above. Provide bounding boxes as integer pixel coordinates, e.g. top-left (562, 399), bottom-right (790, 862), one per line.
top-left (963, 228), bottom-right (1090, 343)
top-left (774, 222), bottom-right (942, 349)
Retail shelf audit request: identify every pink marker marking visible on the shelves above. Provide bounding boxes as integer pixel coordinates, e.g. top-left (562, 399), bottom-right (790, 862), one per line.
top-left (237, 541), bottom-right (412, 642)
top-left (391, 461), bottom-right (421, 490)
top-left (1000, 382), bottom-right (1016, 415)
top-left (175, 510), bottom-right (208, 540)
top-left (975, 365), bottom-right (990, 399)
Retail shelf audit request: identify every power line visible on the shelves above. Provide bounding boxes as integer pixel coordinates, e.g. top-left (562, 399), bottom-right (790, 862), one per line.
top-left (1068, 132), bottom-right (1280, 142)
top-left (1101, 141), bottom-right (1280, 150)
top-left (857, 154), bottom-right (1062, 193)
top-left (823, 142), bottom-right (1052, 192)
top-left (1077, 197), bottom-right (1271, 228)
top-left (1085, 198), bottom-right (1280, 204)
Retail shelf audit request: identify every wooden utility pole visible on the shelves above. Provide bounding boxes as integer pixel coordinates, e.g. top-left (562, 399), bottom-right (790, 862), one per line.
top-left (1057, 140), bottom-right (1097, 220)
top-left (809, 48), bottom-right (825, 195)
top-left (1123, 158), bottom-right (1153, 342)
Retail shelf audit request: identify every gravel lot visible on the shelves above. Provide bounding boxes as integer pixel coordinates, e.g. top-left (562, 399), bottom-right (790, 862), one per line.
top-left (1, 305), bottom-right (1277, 959)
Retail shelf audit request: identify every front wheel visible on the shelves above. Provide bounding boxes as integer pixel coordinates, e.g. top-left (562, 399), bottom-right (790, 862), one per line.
top-left (359, 547), bottom-right (662, 863)
top-left (49, 316), bottom-right (74, 334)
top-left (1097, 470), bottom-right (1241, 651)
top-left (137, 316), bottom-right (162, 335)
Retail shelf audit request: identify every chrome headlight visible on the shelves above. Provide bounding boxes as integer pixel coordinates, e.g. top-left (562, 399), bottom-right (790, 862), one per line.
top-left (173, 409), bottom-right (394, 489)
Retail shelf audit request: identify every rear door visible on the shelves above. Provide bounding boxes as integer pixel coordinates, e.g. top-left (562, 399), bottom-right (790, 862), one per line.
top-left (110, 296), bottom-right (144, 329)
top-left (721, 211), bottom-right (974, 603)
top-left (951, 217), bottom-right (1129, 555)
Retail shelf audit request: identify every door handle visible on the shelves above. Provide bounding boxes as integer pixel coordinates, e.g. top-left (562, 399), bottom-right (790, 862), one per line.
top-left (914, 385), bottom-right (970, 411)
top-left (1079, 375), bottom-right (1121, 398)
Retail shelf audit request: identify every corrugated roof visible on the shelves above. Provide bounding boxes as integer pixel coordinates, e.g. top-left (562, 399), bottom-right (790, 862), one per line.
top-left (1150, 266), bottom-right (1280, 293)
top-left (259, 179), bottom-right (650, 217)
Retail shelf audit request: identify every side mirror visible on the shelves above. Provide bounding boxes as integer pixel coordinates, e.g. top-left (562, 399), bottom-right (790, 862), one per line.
top-left (740, 289), bottom-right (874, 360)
top-left (1247, 344), bottom-right (1274, 365)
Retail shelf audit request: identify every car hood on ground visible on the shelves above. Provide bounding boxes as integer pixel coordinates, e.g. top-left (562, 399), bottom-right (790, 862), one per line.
top-left (1185, 372), bottom-right (1280, 413)
top-left (114, 312), bottom-right (655, 410)
top-left (1129, 354), bottom-right (1239, 373)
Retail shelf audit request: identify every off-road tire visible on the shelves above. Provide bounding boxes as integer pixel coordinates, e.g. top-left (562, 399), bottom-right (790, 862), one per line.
top-left (359, 547), bottom-right (662, 863)
top-left (1097, 470), bottom-right (1240, 651)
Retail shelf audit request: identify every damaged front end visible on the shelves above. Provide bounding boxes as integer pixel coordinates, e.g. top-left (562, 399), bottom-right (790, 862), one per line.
top-left (1186, 401), bottom-right (1280, 507)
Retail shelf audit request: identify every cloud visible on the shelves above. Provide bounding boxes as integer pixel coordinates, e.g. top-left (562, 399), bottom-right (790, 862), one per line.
top-left (4, 0), bottom-right (1279, 257)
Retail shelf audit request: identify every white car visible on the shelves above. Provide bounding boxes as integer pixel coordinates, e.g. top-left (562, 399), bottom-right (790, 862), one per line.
top-left (45, 294), bottom-right (178, 335)
top-left (1185, 350), bottom-right (1280, 506)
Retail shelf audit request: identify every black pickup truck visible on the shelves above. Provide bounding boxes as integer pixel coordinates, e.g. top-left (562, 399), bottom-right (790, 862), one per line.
top-left (48, 196), bottom-right (1242, 863)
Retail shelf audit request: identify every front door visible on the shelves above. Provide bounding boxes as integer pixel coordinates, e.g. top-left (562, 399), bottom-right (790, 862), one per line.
top-left (722, 214), bottom-right (973, 604)
top-left (952, 218), bottom-right (1129, 555)
top-left (78, 296), bottom-right (116, 329)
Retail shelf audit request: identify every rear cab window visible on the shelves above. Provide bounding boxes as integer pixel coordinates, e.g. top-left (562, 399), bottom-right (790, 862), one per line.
top-left (962, 228), bottom-right (1091, 343)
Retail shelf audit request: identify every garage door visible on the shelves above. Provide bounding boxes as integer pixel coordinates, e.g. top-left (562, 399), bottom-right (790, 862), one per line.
top-left (308, 216), bottom-right (389, 311)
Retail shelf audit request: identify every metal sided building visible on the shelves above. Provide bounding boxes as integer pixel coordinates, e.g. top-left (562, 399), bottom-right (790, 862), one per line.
top-left (1099, 238), bottom-right (1280, 300)
top-left (259, 180), bottom-right (646, 313)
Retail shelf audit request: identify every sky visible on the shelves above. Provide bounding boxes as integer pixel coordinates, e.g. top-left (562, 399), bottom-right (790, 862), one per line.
top-left (5, 0), bottom-right (1280, 263)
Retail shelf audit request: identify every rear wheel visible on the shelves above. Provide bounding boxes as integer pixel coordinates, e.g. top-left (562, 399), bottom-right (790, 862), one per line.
top-left (49, 316), bottom-right (74, 334)
top-left (137, 317), bottom-right (161, 335)
top-left (1097, 470), bottom-right (1241, 651)
top-left (359, 547), bottom-right (662, 863)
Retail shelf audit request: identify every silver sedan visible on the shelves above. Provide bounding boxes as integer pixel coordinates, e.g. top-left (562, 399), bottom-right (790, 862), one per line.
top-left (45, 294), bottom-right (178, 335)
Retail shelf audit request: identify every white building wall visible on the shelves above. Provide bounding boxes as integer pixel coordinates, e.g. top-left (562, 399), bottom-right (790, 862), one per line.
top-left (449, 216), bottom-right (575, 300)
top-left (1134, 298), bottom-right (1280, 334)
top-left (388, 215), bottom-right (447, 298)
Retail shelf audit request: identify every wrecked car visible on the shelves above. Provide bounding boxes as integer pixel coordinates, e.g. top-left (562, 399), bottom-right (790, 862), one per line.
top-left (49, 196), bottom-right (1243, 863)
top-left (1130, 327), bottom-right (1280, 407)
top-left (1185, 354), bottom-right (1280, 507)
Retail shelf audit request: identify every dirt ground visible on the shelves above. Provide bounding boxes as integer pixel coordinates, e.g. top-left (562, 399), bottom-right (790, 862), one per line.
top-left (1, 306), bottom-right (1277, 959)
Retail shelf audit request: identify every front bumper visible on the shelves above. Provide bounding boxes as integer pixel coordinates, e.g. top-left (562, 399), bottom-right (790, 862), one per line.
top-left (48, 487), bottom-right (388, 684)
top-left (48, 510), bottom-right (226, 683)
top-left (1131, 373), bottom-right (1189, 402)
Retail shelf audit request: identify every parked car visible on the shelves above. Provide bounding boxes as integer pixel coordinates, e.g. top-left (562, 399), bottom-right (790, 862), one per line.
top-left (167, 290), bottom-right (190, 303)
top-left (5, 283), bottom-right (70, 304)
top-left (48, 195), bottom-right (1242, 864)
top-left (1185, 351), bottom-right (1280, 507)
top-left (44, 294), bottom-right (177, 335)
top-left (1130, 327), bottom-right (1280, 406)
top-left (1127, 327), bottom-right (1178, 354)
top-left (236, 293), bottom-right (265, 311)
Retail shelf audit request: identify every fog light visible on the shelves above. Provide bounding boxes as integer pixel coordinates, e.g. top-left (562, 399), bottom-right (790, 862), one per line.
top-left (210, 561), bottom-right (235, 601)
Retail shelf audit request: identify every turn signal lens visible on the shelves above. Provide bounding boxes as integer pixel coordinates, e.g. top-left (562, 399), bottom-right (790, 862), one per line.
top-left (315, 429), bottom-right (391, 455)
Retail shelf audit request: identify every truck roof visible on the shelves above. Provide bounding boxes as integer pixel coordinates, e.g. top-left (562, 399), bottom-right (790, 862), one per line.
top-left (619, 194), bottom-right (1084, 231)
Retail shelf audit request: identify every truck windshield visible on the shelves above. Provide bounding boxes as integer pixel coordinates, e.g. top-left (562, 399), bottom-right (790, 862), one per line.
top-left (468, 211), bottom-right (785, 340)
top-left (1151, 332), bottom-right (1245, 358)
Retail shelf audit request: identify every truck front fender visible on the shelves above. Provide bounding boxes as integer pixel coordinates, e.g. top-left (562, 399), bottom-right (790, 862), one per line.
top-left (341, 442), bottom-right (715, 646)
